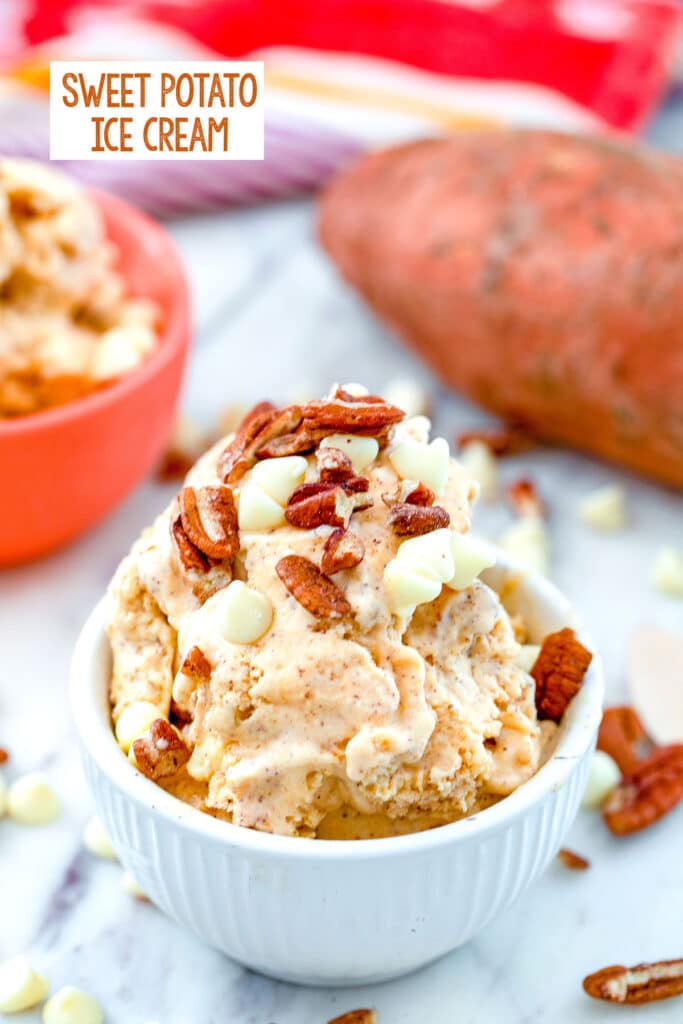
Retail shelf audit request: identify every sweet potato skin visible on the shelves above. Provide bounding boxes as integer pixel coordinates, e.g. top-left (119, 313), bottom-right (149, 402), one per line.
top-left (318, 131), bottom-right (683, 489)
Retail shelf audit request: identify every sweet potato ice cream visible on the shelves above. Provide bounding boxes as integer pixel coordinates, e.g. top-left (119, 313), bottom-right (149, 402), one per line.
top-left (0, 158), bottom-right (158, 418)
top-left (107, 387), bottom-right (561, 838)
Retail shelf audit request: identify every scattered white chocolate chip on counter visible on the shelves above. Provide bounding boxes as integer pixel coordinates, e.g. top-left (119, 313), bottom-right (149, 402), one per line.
top-left (459, 440), bottom-right (498, 501)
top-left (517, 644), bottom-right (541, 674)
top-left (629, 625), bottom-right (683, 745)
top-left (251, 455), bottom-right (307, 505)
top-left (0, 957), bottom-right (49, 1013)
top-left (319, 434), bottom-right (378, 474)
top-left (83, 815), bottom-right (117, 861)
top-left (218, 580), bottom-right (273, 644)
top-left (650, 547), bottom-right (683, 598)
top-left (121, 871), bottom-right (148, 901)
top-left (389, 437), bottom-right (450, 496)
top-left (7, 773), bottom-right (60, 825)
top-left (499, 516), bottom-right (549, 576)
top-left (115, 700), bottom-right (161, 754)
top-left (578, 484), bottom-right (626, 531)
top-left (382, 377), bottom-right (429, 417)
top-left (43, 985), bottom-right (103, 1024)
top-left (445, 533), bottom-right (497, 591)
top-left (581, 751), bottom-right (621, 810)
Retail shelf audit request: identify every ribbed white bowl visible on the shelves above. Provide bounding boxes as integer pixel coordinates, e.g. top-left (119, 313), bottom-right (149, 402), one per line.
top-left (70, 556), bottom-right (603, 986)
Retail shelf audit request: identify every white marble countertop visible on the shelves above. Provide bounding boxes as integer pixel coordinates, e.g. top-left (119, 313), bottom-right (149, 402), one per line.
top-left (2, 138), bottom-right (683, 1022)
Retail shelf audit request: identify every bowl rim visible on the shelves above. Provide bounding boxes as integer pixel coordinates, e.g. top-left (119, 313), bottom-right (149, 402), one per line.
top-left (0, 187), bottom-right (190, 439)
top-left (70, 552), bottom-right (603, 861)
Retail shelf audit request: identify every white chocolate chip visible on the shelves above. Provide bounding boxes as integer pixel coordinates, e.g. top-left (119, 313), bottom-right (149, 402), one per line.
top-left (91, 325), bottom-right (155, 381)
top-left (43, 986), bottom-right (103, 1024)
top-left (651, 547), bottom-right (683, 598)
top-left (251, 456), bottom-right (307, 505)
top-left (121, 872), bottom-right (147, 901)
top-left (384, 561), bottom-right (443, 615)
top-left (459, 440), bottom-right (498, 501)
top-left (115, 701), bottom-right (160, 754)
top-left (384, 528), bottom-right (455, 614)
top-left (187, 734), bottom-right (225, 781)
top-left (0, 957), bottom-right (49, 1013)
top-left (445, 533), bottom-right (497, 591)
top-left (0, 772), bottom-right (6, 817)
top-left (340, 381), bottom-right (369, 397)
top-left (220, 580), bottom-right (273, 644)
top-left (581, 751), bottom-right (621, 810)
top-left (237, 482), bottom-right (285, 531)
top-left (7, 773), bottom-right (60, 825)
top-left (578, 484), bottom-right (626, 531)
top-left (383, 377), bottom-right (429, 417)
top-left (389, 437), bottom-right (450, 496)
top-left (319, 434), bottom-right (379, 474)
top-left (499, 516), bottom-right (549, 576)
top-left (517, 643), bottom-right (541, 674)
top-left (83, 816), bottom-right (117, 861)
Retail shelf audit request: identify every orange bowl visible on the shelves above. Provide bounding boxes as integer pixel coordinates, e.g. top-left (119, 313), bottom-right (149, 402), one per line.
top-left (0, 189), bottom-right (191, 566)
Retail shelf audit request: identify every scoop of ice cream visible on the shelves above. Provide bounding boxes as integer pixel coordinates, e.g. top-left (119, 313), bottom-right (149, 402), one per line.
top-left (0, 158), bottom-right (158, 418)
top-left (107, 388), bottom-right (544, 837)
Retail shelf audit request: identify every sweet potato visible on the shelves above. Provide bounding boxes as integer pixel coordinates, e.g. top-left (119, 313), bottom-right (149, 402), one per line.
top-left (318, 131), bottom-right (683, 489)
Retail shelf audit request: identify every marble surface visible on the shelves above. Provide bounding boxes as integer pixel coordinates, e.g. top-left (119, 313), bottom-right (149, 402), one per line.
top-left (2, 115), bottom-right (683, 1022)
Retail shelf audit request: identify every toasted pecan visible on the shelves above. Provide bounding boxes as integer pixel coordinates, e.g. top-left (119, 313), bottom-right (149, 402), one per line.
top-left (457, 426), bottom-right (534, 456)
top-left (179, 486), bottom-right (238, 561)
top-left (584, 958), bottom-right (683, 1004)
top-left (317, 446), bottom-right (354, 483)
top-left (171, 516), bottom-right (233, 601)
top-left (286, 481), bottom-right (372, 530)
top-left (598, 706), bottom-right (649, 775)
top-left (321, 528), bottom-right (365, 575)
top-left (388, 502), bottom-right (450, 536)
top-left (603, 744), bottom-right (683, 836)
top-left (531, 628), bottom-right (592, 722)
top-left (382, 479), bottom-right (435, 507)
top-left (506, 478), bottom-right (544, 518)
top-left (301, 398), bottom-right (404, 435)
top-left (132, 719), bottom-right (191, 781)
top-left (557, 848), bottom-right (590, 871)
top-left (180, 646), bottom-right (212, 683)
top-left (328, 1012), bottom-right (377, 1024)
top-left (219, 402), bottom-right (303, 482)
top-left (172, 515), bottom-right (210, 574)
top-left (276, 555), bottom-right (351, 618)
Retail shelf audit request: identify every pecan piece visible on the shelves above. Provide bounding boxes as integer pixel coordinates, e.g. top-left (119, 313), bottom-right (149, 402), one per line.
top-left (286, 482), bottom-right (372, 529)
top-left (301, 398), bottom-right (404, 435)
top-left (132, 719), bottom-right (191, 781)
top-left (317, 446), bottom-right (354, 483)
top-left (330, 385), bottom-right (386, 404)
top-left (256, 427), bottom-right (317, 459)
top-left (603, 744), bottom-right (683, 835)
top-left (506, 478), bottom-right (544, 518)
top-left (180, 645), bottom-right (212, 683)
top-left (557, 848), bottom-right (590, 871)
top-left (382, 480), bottom-right (435, 507)
top-left (328, 1012), bottom-right (377, 1024)
top-left (457, 426), bottom-right (534, 456)
top-left (531, 628), bottom-right (592, 722)
top-left (179, 485), bottom-right (238, 561)
top-left (388, 502), bottom-right (450, 536)
top-left (276, 555), bottom-right (351, 618)
top-left (598, 705), bottom-right (649, 775)
top-left (0, 747), bottom-right (8, 765)
top-left (584, 958), bottom-right (683, 1004)
top-left (321, 528), bottom-right (365, 575)
top-left (171, 516), bottom-right (232, 601)
top-left (220, 402), bottom-right (303, 482)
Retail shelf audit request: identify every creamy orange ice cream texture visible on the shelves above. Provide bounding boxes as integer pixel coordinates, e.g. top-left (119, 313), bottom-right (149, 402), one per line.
top-left (107, 396), bottom-right (544, 837)
top-left (0, 158), bottom-right (158, 418)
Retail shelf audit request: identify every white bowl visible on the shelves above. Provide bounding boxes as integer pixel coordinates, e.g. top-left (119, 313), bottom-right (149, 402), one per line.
top-left (70, 555), bottom-right (603, 987)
